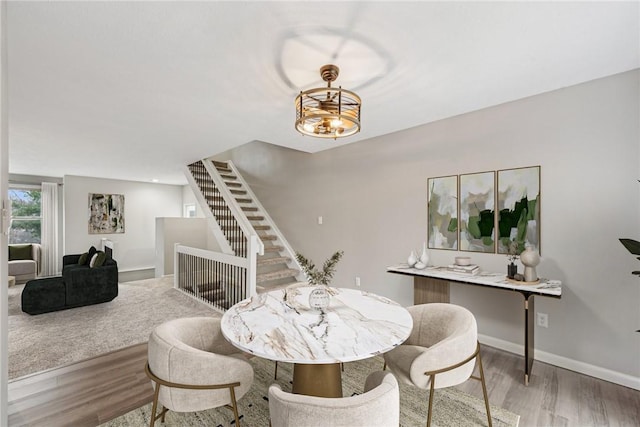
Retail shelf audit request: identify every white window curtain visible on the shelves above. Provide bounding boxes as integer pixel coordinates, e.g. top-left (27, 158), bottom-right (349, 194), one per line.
top-left (41, 182), bottom-right (60, 276)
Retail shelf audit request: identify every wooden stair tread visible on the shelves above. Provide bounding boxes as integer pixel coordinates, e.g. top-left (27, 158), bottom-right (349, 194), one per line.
top-left (230, 189), bottom-right (247, 195)
top-left (225, 182), bottom-right (242, 188)
top-left (228, 235), bottom-right (276, 242)
top-left (241, 206), bottom-right (258, 212)
top-left (220, 174), bottom-right (237, 180)
top-left (263, 245), bottom-right (284, 252)
top-left (257, 256), bottom-right (291, 266)
top-left (246, 215), bottom-right (264, 221)
top-left (257, 269), bottom-right (299, 283)
top-left (236, 198), bottom-right (252, 204)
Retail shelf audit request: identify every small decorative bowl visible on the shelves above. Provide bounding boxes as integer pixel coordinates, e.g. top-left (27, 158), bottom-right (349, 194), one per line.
top-left (455, 256), bottom-right (471, 266)
top-left (414, 261), bottom-right (427, 270)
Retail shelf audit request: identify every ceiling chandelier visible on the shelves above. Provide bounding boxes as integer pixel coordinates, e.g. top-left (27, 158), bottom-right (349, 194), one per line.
top-left (295, 64), bottom-right (361, 139)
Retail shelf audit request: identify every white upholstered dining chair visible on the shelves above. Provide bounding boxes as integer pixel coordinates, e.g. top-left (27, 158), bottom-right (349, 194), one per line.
top-left (268, 371), bottom-right (399, 427)
top-left (146, 317), bottom-right (254, 427)
top-left (383, 303), bottom-right (492, 427)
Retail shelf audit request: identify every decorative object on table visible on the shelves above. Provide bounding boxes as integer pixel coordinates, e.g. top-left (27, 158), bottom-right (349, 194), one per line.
top-left (497, 166), bottom-right (540, 255)
top-left (446, 263), bottom-right (480, 275)
top-left (88, 193), bottom-right (125, 234)
top-left (506, 240), bottom-right (519, 279)
top-left (407, 250), bottom-right (418, 268)
top-left (427, 175), bottom-right (458, 250)
top-left (419, 242), bottom-right (429, 265)
top-left (454, 256), bottom-right (471, 266)
top-left (459, 171), bottom-right (496, 253)
top-left (295, 250), bottom-right (344, 310)
top-left (414, 261), bottom-right (427, 270)
top-left (519, 245), bottom-right (540, 282)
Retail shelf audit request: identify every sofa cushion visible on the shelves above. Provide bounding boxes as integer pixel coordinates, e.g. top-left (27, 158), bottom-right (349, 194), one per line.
top-left (78, 252), bottom-right (89, 265)
top-left (86, 246), bottom-right (97, 265)
top-left (9, 244), bottom-right (32, 261)
top-left (90, 251), bottom-right (106, 268)
top-left (8, 259), bottom-right (37, 276)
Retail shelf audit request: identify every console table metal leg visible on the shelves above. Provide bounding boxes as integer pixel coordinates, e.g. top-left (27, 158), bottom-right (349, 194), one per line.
top-left (524, 294), bottom-right (535, 385)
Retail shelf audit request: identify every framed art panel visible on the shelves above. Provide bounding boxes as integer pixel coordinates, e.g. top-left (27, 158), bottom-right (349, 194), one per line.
top-left (89, 193), bottom-right (125, 234)
top-left (427, 175), bottom-right (458, 250)
top-left (459, 171), bottom-right (495, 253)
top-left (497, 166), bottom-right (540, 254)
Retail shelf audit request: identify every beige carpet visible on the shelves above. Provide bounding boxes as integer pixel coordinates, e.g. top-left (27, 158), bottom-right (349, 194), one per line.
top-left (8, 276), bottom-right (219, 380)
top-left (101, 355), bottom-right (519, 427)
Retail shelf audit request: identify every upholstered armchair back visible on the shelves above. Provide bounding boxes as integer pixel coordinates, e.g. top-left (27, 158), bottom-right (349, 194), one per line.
top-left (269, 371), bottom-right (400, 427)
top-left (147, 317), bottom-right (254, 413)
top-left (8, 243), bottom-right (42, 283)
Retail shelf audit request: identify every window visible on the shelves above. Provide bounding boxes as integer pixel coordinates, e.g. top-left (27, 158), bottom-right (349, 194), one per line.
top-left (9, 187), bottom-right (42, 244)
top-left (183, 203), bottom-right (196, 218)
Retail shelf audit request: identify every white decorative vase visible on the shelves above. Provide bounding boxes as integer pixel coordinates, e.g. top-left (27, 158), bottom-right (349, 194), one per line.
top-left (407, 251), bottom-right (418, 267)
top-left (520, 246), bottom-right (540, 282)
top-left (308, 286), bottom-right (331, 311)
top-left (419, 243), bottom-right (429, 266)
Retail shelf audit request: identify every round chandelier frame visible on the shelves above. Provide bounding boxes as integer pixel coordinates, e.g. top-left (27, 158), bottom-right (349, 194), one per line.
top-left (295, 64), bottom-right (362, 139)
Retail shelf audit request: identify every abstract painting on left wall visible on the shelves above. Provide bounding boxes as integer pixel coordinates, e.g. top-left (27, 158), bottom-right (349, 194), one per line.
top-left (89, 193), bottom-right (125, 234)
top-left (427, 175), bottom-right (458, 250)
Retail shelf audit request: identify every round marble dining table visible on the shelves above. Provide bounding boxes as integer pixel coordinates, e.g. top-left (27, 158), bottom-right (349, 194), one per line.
top-left (220, 286), bottom-right (413, 397)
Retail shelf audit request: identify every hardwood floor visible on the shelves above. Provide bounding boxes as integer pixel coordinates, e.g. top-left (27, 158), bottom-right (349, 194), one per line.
top-left (7, 343), bottom-right (640, 426)
top-left (8, 343), bottom-right (153, 427)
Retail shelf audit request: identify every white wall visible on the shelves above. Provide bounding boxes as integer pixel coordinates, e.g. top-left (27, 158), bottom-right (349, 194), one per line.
top-left (63, 175), bottom-right (183, 277)
top-left (155, 217), bottom-right (209, 276)
top-left (216, 70), bottom-right (640, 387)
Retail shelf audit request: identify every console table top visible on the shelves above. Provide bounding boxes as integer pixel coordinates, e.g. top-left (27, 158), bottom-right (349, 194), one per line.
top-left (387, 264), bottom-right (562, 298)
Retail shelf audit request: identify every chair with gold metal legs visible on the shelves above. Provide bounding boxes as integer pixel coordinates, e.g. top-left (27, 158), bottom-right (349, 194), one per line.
top-left (383, 303), bottom-right (492, 427)
top-left (146, 317), bottom-right (254, 427)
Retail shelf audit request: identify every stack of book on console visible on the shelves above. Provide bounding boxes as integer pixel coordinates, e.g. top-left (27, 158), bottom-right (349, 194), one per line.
top-left (446, 264), bottom-right (480, 275)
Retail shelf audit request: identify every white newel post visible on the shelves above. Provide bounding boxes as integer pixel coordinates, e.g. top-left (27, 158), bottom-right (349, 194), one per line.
top-left (247, 235), bottom-right (260, 297)
top-left (174, 242), bottom-right (180, 289)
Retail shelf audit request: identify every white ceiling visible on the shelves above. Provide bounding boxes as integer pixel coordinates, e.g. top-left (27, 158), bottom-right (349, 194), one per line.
top-left (7, 1), bottom-right (639, 185)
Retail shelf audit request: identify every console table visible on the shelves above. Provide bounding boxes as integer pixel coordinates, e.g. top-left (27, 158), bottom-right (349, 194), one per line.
top-left (387, 264), bottom-right (562, 385)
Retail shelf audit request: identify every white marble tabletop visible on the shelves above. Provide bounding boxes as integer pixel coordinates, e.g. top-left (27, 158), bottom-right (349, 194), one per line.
top-left (387, 264), bottom-right (562, 298)
top-left (220, 286), bottom-right (413, 364)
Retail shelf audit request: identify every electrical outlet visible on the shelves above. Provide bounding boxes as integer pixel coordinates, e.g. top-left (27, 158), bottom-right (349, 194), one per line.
top-left (355, 277), bottom-right (361, 287)
top-left (537, 312), bottom-right (548, 328)
top-left (318, 216), bottom-right (323, 225)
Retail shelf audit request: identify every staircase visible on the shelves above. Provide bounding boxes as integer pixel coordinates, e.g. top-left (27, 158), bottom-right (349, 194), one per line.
top-left (186, 159), bottom-right (302, 296)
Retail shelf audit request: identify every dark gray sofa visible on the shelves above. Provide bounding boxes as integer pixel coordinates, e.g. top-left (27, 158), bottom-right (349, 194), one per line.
top-left (21, 253), bottom-right (118, 315)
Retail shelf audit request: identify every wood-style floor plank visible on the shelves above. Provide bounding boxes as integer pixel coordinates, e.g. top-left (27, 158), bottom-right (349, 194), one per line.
top-left (8, 343), bottom-right (153, 427)
top-left (7, 343), bottom-right (640, 426)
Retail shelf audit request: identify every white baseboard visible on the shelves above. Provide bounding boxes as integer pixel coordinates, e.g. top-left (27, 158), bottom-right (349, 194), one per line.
top-left (118, 267), bottom-right (155, 282)
top-left (479, 334), bottom-right (640, 391)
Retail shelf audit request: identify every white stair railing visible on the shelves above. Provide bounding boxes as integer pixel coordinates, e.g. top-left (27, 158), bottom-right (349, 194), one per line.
top-left (174, 243), bottom-right (257, 311)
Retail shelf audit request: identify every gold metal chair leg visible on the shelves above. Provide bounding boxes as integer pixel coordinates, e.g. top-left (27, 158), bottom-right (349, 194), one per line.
top-left (477, 346), bottom-right (493, 427)
top-left (426, 374), bottom-right (435, 427)
top-left (150, 383), bottom-right (161, 427)
top-left (229, 386), bottom-right (241, 427)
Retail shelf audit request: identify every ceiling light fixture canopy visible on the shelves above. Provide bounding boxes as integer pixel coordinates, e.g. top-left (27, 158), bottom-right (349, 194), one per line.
top-left (295, 64), bottom-right (361, 139)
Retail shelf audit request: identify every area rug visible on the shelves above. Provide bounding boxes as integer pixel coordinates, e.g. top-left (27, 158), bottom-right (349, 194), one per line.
top-left (8, 276), bottom-right (219, 380)
top-left (101, 355), bottom-right (519, 427)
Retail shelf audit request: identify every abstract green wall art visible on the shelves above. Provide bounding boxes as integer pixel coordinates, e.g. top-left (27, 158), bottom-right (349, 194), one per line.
top-left (459, 171), bottom-right (495, 253)
top-left (427, 175), bottom-right (458, 250)
top-left (497, 166), bottom-right (541, 254)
